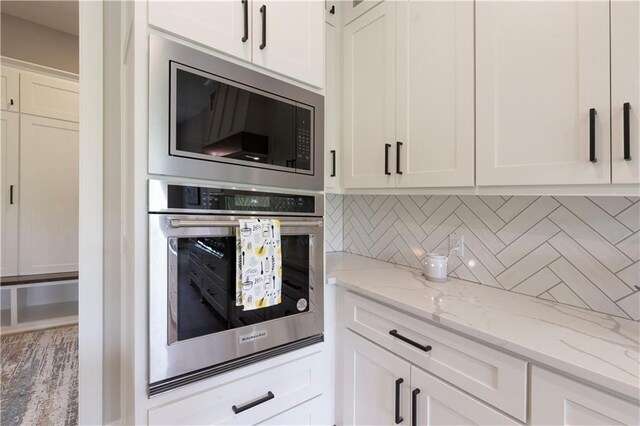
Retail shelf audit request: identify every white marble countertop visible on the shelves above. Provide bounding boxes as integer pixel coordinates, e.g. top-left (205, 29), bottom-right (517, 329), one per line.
top-left (327, 252), bottom-right (640, 401)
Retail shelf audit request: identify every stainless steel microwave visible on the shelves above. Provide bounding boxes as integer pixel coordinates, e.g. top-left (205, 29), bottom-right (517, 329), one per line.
top-left (149, 34), bottom-right (324, 191)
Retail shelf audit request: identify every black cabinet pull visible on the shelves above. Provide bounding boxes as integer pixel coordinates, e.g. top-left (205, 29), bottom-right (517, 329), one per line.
top-left (259, 5), bottom-right (267, 50)
top-left (394, 378), bottom-right (404, 424)
top-left (589, 108), bottom-right (597, 163)
top-left (10, 99), bottom-right (14, 106)
top-left (232, 391), bottom-right (274, 414)
top-left (624, 102), bottom-right (631, 161)
top-left (9, 185), bottom-right (14, 205)
top-left (389, 330), bottom-right (432, 352)
top-left (396, 141), bottom-right (403, 174)
top-left (385, 143), bottom-right (392, 175)
top-left (330, 5), bottom-right (336, 14)
top-left (241, 0), bottom-right (248, 42)
top-left (411, 388), bottom-right (420, 426)
top-left (330, 150), bottom-right (336, 177)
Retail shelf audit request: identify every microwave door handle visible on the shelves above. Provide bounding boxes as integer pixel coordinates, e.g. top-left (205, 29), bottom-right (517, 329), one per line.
top-left (167, 219), bottom-right (323, 228)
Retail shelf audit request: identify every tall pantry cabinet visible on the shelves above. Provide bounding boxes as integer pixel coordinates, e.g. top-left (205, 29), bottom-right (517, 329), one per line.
top-left (0, 64), bottom-right (79, 277)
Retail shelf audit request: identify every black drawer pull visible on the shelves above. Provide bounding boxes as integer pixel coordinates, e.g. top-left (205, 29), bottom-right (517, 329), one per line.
top-left (9, 185), bottom-right (14, 205)
top-left (241, 0), bottom-right (248, 42)
top-left (259, 5), bottom-right (267, 50)
top-left (331, 149), bottom-right (336, 177)
top-left (385, 143), bottom-right (391, 175)
top-left (232, 391), bottom-right (274, 414)
top-left (411, 388), bottom-right (420, 426)
top-left (589, 108), bottom-right (597, 163)
top-left (396, 141), bottom-right (403, 174)
top-left (389, 330), bottom-right (432, 352)
top-left (624, 102), bottom-right (631, 161)
top-left (394, 378), bottom-right (404, 424)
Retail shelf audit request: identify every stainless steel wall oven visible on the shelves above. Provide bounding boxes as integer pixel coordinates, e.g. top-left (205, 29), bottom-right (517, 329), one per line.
top-left (148, 180), bottom-right (323, 394)
top-left (149, 34), bottom-right (324, 191)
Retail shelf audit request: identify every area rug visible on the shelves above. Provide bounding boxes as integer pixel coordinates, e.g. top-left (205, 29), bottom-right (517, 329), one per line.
top-left (1, 326), bottom-right (78, 425)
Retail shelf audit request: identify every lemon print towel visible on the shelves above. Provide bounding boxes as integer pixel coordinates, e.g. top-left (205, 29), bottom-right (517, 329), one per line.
top-left (236, 219), bottom-right (282, 311)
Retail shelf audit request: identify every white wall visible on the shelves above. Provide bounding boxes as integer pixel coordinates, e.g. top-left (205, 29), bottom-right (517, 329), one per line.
top-left (0, 13), bottom-right (78, 73)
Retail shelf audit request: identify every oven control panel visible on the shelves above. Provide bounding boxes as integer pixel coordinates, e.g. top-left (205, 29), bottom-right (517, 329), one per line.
top-left (166, 184), bottom-right (316, 214)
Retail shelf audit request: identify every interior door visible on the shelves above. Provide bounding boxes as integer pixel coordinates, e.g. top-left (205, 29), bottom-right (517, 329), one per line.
top-left (19, 115), bottom-right (79, 275)
top-left (251, 0), bottom-right (324, 87)
top-left (410, 366), bottom-right (518, 425)
top-left (1, 111), bottom-right (19, 277)
top-left (342, 330), bottom-right (411, 425)
top-left (343, 1), bottom-right (396, 188)
top-left (148, 0), bottom-right (251, 62)
top-left (612, 0), bottom-right (640, 183)
top-left (395, 0), bottom-right (474, 188)
top-left (476, 1), bottom-right (611, 185)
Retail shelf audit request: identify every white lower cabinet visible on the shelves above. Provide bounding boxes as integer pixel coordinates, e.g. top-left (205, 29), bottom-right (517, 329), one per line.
top-left (1, 111), bottom-right (19, 277)
top-left (531, 366), bottom-right (640, 426)
top-left (411, 366), bottom-right (518, 426)
top-left (342, 330), bottom-right (519, 426)
top-left (147, 351), bottom-right (323, 425)
top-left (343, 328), bottom-right (411, 425)
top-left (261, 396), bottom-right (323, 425)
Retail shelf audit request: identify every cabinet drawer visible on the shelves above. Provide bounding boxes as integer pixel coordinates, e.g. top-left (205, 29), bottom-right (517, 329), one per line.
top-left (148, 351), bottom-right (323, 425)
top-left (343, 292), bottom-right (528, 422)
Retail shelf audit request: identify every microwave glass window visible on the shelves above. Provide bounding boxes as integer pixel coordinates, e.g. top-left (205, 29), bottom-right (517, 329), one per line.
top-left (173, 66), bottom-right (312, 172)
top-left (175, 235), bottom-right (311, 342)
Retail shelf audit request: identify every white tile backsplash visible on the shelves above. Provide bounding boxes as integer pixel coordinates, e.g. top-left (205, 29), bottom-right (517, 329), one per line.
top-left (325, 194), bottom-right (640, 320)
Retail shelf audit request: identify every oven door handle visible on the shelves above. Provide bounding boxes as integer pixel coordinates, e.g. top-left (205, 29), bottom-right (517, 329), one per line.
top-left (167, 219), bottom-right (323, 228)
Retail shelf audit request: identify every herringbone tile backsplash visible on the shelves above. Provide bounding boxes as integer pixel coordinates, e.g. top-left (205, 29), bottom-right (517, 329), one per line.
top-left (325, 194), bottom-right (640, 320)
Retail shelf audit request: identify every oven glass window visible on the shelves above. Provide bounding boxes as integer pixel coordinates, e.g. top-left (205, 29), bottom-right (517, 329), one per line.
top-left (173, 65), bottom-right (312, 172)
top-left (175, 235), bottom-right (311, 342)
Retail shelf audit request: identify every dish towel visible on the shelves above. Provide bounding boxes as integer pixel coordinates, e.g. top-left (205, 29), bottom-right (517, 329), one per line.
top-left (236, 219), bottom-right (282, 311)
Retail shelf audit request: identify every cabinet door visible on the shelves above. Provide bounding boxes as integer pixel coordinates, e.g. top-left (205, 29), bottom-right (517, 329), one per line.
top-left (252, 0), bottom-right (324, 87)
top-left (476, 1), bottom-right (611, 185)
top-left (343, 330), bottom-right (411, 425)
top-left (20, 72), bottom-right (79, 122)
top-left (395, 0), bottom-right (474, 188)
top-left (612, 0), bottom-right (640, 183)
top-left (343, 1), bottom-right (396, 188)
top-left (325, 18), bottom-right (340, 189)
top-left (0, 67), bottom-right (19, 112)
top-left (19, 115), bottom-right (79, 275)
top-left (531, 366), bottom-right (639, 425)
top-left (148, 0), bottom-right (251, 62)
top-left (1, 111), bottom-right (19, 277)
top-left (410, 366), bottom-right (519, 426)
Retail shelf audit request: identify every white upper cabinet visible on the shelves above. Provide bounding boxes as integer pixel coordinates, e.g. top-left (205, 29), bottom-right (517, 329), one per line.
top-left (1, 111), bottom-right (19, 277)
top-left (148, 0), bottom-right (323, 87)
top-left (20, 72), bottom-right (79, 122)
top-left (148, 0), bottom-right (252, 62)
top-left (343, 1), bottom-right (396, 188)
top-left (612, 0), bottom-right (640, 184)
top-left (325, 4), bottom-right (341, 190)
top-left (252, 0), bottom-right (324, 87)
top-left (19, 115), bottom-right (79, 275)
top-left (0, 67), bottom-right (19, 112)
top-left (476, 1), bottom-right (611, 186)
top-left (395, 0), bottom-right (474, 188)
top-left (343, 0), bottom-right (474, 189)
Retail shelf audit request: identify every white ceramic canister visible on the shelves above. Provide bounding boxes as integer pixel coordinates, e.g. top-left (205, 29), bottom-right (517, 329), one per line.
top-left (423, 253), bottom-right (448, 282)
